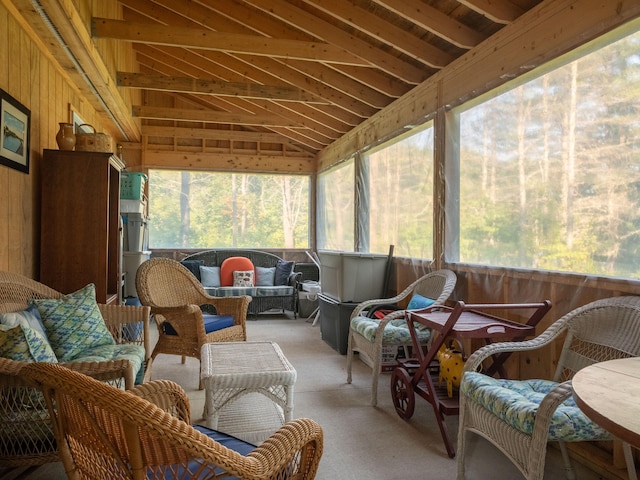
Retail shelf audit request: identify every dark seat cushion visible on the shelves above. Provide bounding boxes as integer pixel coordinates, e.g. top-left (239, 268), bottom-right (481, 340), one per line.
top-left (162, 314), bottom-right (234, 336)
top-left (163, 424), bottom-right (256, 479)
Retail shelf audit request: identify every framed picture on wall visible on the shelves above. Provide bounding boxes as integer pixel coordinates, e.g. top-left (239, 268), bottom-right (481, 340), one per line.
top-left (0, 89), bottom-right (30, 174)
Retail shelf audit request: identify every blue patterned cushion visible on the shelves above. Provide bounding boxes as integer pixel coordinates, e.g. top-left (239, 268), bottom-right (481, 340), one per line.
top-left (211, 287), bottom-right (257, 297)
top-left (0, 324), bottom-right (58, 363)
top-left (72, 343), bottom-right (146, 385)
top-left (461, 372), bottom-right (612, 442)
top-left (255, 286), bottom-right (294, 296)
top-left (0, 305), bottom-right (50, 347)
top-left (32, 284), bottom-right (115, 362)
top-left (351, 316), bottom-right (431, 344)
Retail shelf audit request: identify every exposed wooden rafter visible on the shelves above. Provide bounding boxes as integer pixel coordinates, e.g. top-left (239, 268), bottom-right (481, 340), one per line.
top-left (92, 17), bottom-right (371, 66)
top-left (117, 72), bottom-right (326, 103)
top-left (9, 0), bottom-right (550, 168)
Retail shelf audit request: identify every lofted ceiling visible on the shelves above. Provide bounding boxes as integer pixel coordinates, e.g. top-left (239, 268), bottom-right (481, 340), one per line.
top-left (105, 0), bottom-right (543, 162)
top-left (9, 0), bottom-right (545, 169)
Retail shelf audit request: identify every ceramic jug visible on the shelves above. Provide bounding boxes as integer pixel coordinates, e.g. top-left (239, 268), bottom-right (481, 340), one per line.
top-left (55, 122), bottom-right (76, 151)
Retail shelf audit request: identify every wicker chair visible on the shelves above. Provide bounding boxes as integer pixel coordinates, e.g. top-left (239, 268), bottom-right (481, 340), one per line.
top-left (346, 269), bottom-right (457, 406)
top-left (0, 271), bottom-right (151, 471)
top-left (22, 362), bottom-right (324, 480)
top-left (135, 258), bottom-right (251, 388)
top-left (457, 295), bottom-right (640, 480)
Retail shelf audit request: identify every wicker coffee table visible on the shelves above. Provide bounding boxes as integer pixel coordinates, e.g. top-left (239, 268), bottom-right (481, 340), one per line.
top-left (201, 341), bottom-right (297, 439)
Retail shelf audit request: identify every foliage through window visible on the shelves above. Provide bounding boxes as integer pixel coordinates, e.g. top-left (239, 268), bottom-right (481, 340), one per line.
top-left (317, 160), bottom-right (355, 251)
top-left (148, 170), bottom-right (309, 249)
top-left (364, 126), bottom-right (434, 258)
top-left (455, 28), bottom-right (640, 278)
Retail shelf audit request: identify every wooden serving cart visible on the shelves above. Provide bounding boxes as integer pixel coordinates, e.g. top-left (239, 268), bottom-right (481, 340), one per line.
top-left (390, 300), bottom-right (552, 458)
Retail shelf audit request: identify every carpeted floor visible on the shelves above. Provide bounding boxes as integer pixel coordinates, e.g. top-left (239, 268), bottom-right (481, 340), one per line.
top-left (3, 313), bottom-right (609, 480)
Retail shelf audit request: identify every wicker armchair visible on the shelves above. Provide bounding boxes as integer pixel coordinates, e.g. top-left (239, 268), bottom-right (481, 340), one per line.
top-left (346, 269), bottom-right (457, 406)
top-left (22, 362), bottom-right (324, 480)
top-left (0, 271), bottom-right (151, 470)
top-left (135, 258), bottom-right (251, 388)
top-left (457, 296), bottom-right (640, 480)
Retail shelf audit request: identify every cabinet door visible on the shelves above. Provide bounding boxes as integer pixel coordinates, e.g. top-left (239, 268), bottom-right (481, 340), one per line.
top-left (40, 150), bottom-right (122, 304)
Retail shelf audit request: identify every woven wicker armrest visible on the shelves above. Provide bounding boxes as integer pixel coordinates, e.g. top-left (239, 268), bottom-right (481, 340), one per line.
top-left (62, 359), bottom-right (136, 388)
top-left (21, 363), bottom-right (324, 480)
top-left (351, 293), bottom-right (409, 319)
top-left (98, 303), bottom-right (151, 359)
top-left (530, 381), bottom-right (574, 446)
top-left (246, 418), bottom-right (324, 476)
top-left (464, 317), bottom-right (570, 373)
top-left (205, 295), bottom-right (251, 326)
top-left (129, 379), bottom-right (191, 422)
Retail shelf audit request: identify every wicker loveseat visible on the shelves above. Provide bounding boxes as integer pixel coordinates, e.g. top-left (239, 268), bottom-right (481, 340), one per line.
top-left (182, 250), bottom-right (301, 318)
top-left (0, 271), bottom-right (151, 470)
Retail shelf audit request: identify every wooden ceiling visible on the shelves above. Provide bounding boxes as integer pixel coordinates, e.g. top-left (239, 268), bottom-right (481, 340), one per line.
top-left (8, 0), bottom-right (544, 169)
top-left (104, 0), bottom-right (543, 162)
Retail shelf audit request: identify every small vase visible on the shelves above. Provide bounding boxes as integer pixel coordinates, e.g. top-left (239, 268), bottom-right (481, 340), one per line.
top-left (56, 122), bottom-right (76, 151)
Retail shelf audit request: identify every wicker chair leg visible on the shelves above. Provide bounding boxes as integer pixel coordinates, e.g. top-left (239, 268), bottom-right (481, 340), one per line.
top-left (558, 442), bottom-right (576, 480)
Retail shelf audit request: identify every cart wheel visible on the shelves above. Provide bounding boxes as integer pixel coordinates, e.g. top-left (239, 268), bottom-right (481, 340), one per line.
top-left (391, 367), bottom-right (415, 419)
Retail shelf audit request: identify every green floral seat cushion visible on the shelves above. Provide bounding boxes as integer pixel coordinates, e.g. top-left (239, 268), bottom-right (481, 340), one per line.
top-left (461, 372), bottom-right (611, 442)
top-left (351, 316), bottom-right (431, 344)
top-left (72, 343), bottom-right (146, 385)
top-left (0, 324), bottom-right (58, 363)
top-left (32, 284), bottom-right (115, 362)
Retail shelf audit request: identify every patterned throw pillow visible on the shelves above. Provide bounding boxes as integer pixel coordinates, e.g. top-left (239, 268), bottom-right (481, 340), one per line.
top-left (0, 305), bottom-right (50, 347)
top-left (32, 284), bottom-right (115, 362)
top-left (0, 324), bottom-right (57, 363)
top-left (233, 270), bottom-right (254, 287)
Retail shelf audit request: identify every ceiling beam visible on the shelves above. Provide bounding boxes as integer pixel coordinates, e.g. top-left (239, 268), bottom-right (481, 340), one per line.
top-left (141, 125), bottom-right (296, 144)
top-left (92, 17), bottom-right (370, 66)
top-left (132, 105), bottom-right (303, 128)
top-left (459, 0), bottom-right (525, 24)
top-left (373, 0), bottom-right (486, 49)
top-left (245, 0), bottom-right (428, 85)
top-left (303, 0), bottom-right (455, 69)
top-left (134, 53), bottom-right (355, 138)
top-left (142, 150), bottom-right (316, 174)
top-left (186, 0), bottom-right (411, 98)
top-left (122, 3), bottom-right (385, 117)
top-left (117, 71), bottom-right (326, 103)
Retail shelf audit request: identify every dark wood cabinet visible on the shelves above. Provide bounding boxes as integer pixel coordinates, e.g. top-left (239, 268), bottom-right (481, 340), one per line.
top-left (40, 149), bottom-right (124, 304)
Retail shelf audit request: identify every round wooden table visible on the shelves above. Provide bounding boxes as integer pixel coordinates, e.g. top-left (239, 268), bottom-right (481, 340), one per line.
top-left (573, 357), bottom-right (640, 479)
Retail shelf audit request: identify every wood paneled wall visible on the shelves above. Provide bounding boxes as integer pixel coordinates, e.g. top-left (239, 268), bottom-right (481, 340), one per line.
top-left (0, 0), bottom-right (131, 277)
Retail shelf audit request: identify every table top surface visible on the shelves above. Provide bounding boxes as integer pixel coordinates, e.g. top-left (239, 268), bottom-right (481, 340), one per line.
top-left (201, 341), bottom-right (297, 382)
top-left (407, 309), bottom-right (535, 338)
top-left (572, 357), bottom-right (640, 448)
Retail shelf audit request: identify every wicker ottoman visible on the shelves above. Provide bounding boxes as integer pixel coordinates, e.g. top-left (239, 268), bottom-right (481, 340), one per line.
top-left (201, 341), bottom-right (297, 442)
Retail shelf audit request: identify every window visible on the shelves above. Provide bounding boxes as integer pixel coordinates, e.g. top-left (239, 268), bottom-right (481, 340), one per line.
top-left (364, 125), bottom-right (434, 258)
top-left (317, 160), bottom-right (355, 251)
top-left (148, 170), bottom-right (309, 249)
top-left (455, 27), bottom-right (640, 278)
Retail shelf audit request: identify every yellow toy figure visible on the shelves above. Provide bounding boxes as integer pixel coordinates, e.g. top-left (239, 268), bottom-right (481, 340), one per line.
top-left (437, 339), bottom-right (465, 398)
